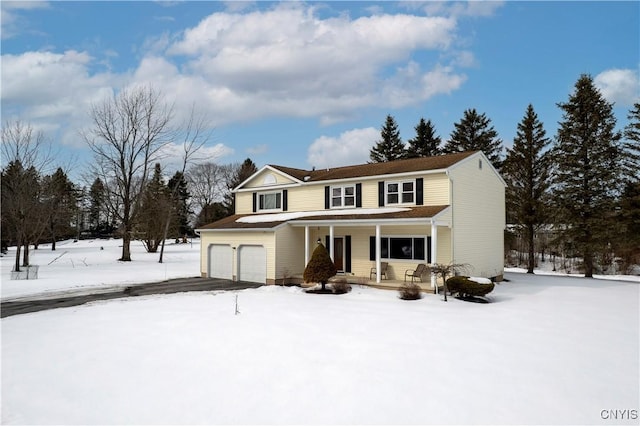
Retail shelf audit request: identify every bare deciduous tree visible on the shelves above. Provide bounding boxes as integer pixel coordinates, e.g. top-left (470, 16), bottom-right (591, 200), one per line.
top-left (83, 86), bottom-right (173, 261)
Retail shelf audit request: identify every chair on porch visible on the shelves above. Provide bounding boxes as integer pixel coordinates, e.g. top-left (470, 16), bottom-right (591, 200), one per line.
top-left (370, 262), bottom-right (389, 280)
top-left (404, 263), bottom-right (429, 284)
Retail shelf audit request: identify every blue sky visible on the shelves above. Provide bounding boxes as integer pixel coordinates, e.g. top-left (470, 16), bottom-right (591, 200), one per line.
top-left (1, 1), bottom-right (638, 179)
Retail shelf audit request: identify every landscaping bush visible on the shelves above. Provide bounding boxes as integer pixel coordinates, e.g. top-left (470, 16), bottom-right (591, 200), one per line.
top-left (303, 243), bottom-right (338, 291)
top-left (331, 279), bottom-right (352, 294)
top-left (398, 282), bottom-right (422, 300)
top-left (446, 276), bottom-right (494, 298)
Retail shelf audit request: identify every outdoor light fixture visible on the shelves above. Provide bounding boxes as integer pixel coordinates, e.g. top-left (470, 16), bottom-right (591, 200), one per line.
top-left (317, 238), bottom-right (321, 244)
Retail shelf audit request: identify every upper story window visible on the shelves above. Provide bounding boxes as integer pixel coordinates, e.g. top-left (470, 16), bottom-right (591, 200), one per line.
top-left (259, 192), bottom-right (282, 211)
top-left (386, 181), bottom-right (415, 205)
top-left (331, 185), bottom-right (356, 208)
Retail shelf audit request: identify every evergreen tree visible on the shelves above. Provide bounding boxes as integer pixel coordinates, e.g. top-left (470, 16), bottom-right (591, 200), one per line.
top-left (502, 104), bottom-right (553, 273)
top-left (43, 168), bottom-right (77, 250)
top-left (406, 118), bottom-right (442, 158)
top-left (443, 108), bottom-right (503, 169)
top-left (137, 163), bottom-right (170, 252)
top-left (369, 114), bottom-right (405, 162)
top-left (616, 103), bottom-right (640, 271)
top-left (552, 74), bottom-right (622, 277)
top-left (303, 243), bottom-right (338, 291)
top-left (224, 158), bottom-right (258, 216)
top-left (88, 177), bottom-right (108, 235)
top-left (622, 102), bottom-right (640, 184)
top-left (195, 202), bottom-right (228, 228)
top-left (168, 171), bottom-right (192, 239)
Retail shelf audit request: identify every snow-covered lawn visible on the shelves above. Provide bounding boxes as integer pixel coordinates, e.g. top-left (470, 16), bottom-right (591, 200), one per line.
top-left (2, 269), bottom-right (638, 424)
top-left (1, 238), bottom-right (201, 300)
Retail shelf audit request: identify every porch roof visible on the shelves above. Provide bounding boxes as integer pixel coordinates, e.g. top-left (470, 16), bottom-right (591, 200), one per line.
top-left (197, 205), bottom-right (450, 231)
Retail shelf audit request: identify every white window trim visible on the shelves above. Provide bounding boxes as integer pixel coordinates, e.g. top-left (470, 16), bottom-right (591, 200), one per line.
top-left (258, 191), bottom-right (282, 212)
top-left (379, 235), bottom-right (428, 262)
top-left (385, 180), bottom-right (415, 206)
top-left (330, 184), bottom-right (356, 209)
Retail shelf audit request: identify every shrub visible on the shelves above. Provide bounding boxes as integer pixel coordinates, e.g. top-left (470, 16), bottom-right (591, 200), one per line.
top-left (446, 276), bottom-right (495, 298)
top-left (303, 243), bottom-right (338, 291)
top-left (331, 278), bottom-right (352, 294)
top-left (399, 282), bottom-right (422, 300)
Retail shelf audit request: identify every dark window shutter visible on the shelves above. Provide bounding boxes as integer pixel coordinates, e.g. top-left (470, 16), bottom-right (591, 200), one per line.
top-left (282, 189), bottom-right (288, 211)
top-left (427, 236), bottom-right (432, 263)
top-left (345, 236), bottom-right (352, 272)
top-left (252, 192), bottom-right (257, 213)
top-left (378, 181), bottom-right (385, 207)
top-left (325, 186), bottom-right (330, 209)
top-left (325, 235), bottom-right (330, 251)
top-left (369, 236), bottom-right (376, 261)
top-left (355, 183), bottom-right (362, 208)
top-left (416, 178), bottom-right (424, 205)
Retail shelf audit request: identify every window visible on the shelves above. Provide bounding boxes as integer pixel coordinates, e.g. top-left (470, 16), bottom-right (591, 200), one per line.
top-left (331, 185), bottom-right (356, 208)
top-left (386, 181), bottom-right (414, 205)
top-left (380, 237), bottom-right (427, 261)
top-left (258, 192), bottom-right (281, 211)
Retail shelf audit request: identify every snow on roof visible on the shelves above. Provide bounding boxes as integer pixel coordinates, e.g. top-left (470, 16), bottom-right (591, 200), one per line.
top-left (236, 208), bottom-right (412, 223)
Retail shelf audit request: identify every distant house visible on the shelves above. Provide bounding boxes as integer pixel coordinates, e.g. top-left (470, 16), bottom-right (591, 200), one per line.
top-left (196, 151), bottom-right (505, 289)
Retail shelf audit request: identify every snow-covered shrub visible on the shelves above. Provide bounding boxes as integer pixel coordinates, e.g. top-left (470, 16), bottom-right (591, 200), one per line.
top-left (446, 276), bottom-right (494, 298)
top-left (398, 282), bottom-right (422, 300)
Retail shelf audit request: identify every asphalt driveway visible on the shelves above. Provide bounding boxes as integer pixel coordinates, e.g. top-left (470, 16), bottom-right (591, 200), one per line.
top-left (1, 277), bottom-right (263, 318)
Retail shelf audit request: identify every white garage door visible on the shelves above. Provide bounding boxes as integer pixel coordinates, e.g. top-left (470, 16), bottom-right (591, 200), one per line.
top-left (208, 244), bottom-right (233, 280)
top-left (238, 245), bottom-right (266, 284)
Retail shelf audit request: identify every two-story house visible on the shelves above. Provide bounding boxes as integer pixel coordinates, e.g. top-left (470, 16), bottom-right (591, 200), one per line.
top-left (196, 150), bottom-right (505, 290)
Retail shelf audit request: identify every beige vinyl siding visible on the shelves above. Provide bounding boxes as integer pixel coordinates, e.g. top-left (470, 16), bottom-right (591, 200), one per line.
top-left (422, 174), bottom-right (450, 205)
top-left (449, 153), bottom-right (505, 278)
top-left (235, 192), bottom-right (254, 214)
top-left (287, 185), bottom-right (325, 211)
top-left (274, 225), bottom-right (306, 280)
top-left (199, 230), bottom-right (276, 281)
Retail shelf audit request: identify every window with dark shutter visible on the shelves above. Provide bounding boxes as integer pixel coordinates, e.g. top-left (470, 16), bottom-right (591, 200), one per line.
top-left (282, 189), bottom-right (288, 211)
top-left (416, 178), bottom-right (423, 205)
top-left (378, 182), bottom-right (385, 207)
top-left (355, 183), bottom-right (362, 208)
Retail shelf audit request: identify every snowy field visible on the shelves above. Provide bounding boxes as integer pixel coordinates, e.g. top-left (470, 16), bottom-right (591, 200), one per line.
top-left (1, 240), bottom-right (639, 425)
top-left (1, 238), bottom-right (201, 300)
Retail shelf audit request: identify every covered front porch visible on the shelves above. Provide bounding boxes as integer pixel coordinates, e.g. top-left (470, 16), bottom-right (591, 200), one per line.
top-left (283, 206), bottom-right (452, 291)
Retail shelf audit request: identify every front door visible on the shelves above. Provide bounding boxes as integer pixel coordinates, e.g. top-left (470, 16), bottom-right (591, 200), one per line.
top-left (333, 237), bottom-right (344, 272)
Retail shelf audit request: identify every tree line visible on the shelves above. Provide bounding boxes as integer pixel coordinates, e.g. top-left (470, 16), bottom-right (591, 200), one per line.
top-left (369, 74), bottom-right (640, 277)
top-left (2, 75), bottom-right (639, 277)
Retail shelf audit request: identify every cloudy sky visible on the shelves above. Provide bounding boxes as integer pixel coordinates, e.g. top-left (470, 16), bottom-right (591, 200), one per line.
top-left (1, 1), bottom-right (638, 176)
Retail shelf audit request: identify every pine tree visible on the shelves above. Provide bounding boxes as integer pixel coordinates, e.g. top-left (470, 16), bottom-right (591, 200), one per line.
top-left (406, 118), bottom-right (442, 158)
top-left (369, 115), bottom-right (405, 162)
top-left (616, 102), bottom-right (640, 271)
top-left (43, 168), bottom-right (77, 250)
top-left (303, 243), bottom-right (338, 291)
top-left (502, 104), bottom-right (552, 274)
top-left (552, 74), bottom-right (622, 277)
top-left (443, 108), bottom-right (503, 169)
top-left (88, 178), bottom-right (107, 234)
top-left (224, 158), bottom-right (258, 216)
top-left (137, 163), bottom-right (170, 253)
top-left (622, 102), bottom-right (640, 184)
top-left (168, 171), bottom-right (192, 240)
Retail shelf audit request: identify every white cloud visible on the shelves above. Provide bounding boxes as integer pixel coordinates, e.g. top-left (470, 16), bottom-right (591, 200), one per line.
top-left (1, 1), bottom-right (49, 39)
top-left (158, 142), bottom-right (234, 173)
top-left (246, 144), bottom-right (268, 155)
top-left (157, 4), bottom-right (464, 124)
top-left (418, 1), bottom-right (505, 18)
top-left (307, 127), bottom-right (379, 169)
top-left (594, 68), bottom-right (639, 107)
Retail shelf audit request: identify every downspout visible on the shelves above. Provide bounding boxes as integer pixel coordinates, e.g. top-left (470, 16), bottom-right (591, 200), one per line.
top-left (446, 169), bottom-right (455, 266)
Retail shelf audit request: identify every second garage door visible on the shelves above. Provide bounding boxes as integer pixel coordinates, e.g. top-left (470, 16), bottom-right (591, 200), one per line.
top-left (238, 245), bottom-right (266, 284)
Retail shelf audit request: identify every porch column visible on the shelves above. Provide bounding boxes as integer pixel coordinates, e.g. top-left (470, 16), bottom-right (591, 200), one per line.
top-left (375, 224), bottom-right (381, 284)
top-left (431, 221), bottom-right (438, 292)
top-left (329, 225), bottom-right (335, 261)
top-left (304, 225), bottom-right (310, 266)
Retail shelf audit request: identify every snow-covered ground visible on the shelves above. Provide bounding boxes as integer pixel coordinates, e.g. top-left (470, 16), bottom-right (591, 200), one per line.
top-left (1, 240), bottom-right (639, 424)
top-left (1, 238), bottom-right (201, 300)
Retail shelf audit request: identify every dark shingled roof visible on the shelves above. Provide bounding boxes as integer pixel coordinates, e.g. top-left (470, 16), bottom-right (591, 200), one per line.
top-left (268, 151), bottom-right (477, 183)
top-left (198, 206), bottom-right (449, 230)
